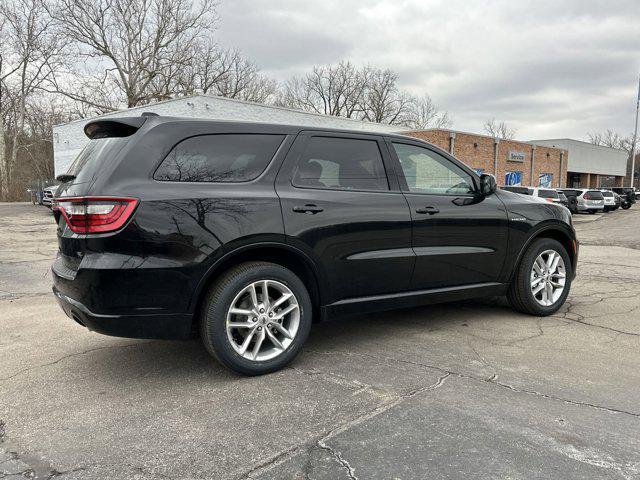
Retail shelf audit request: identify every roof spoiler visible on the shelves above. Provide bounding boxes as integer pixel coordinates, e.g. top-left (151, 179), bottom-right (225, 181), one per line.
top-left (83, 117), bottom-right (148, 139)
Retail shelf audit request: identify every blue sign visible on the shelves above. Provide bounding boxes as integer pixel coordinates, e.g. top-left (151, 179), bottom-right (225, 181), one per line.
top-left (505, 172), bottom-right (522, 186)
top-left (538, 173), bottom-right (553, 188)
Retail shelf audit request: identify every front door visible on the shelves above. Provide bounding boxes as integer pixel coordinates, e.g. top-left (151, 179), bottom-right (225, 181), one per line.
top-left (276, 132), bottom-right (414, 304)
top-left (388, 140), bottom-right (509, 290)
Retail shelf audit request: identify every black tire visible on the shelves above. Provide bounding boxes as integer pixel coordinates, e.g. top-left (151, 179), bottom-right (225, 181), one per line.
top-left (200, 261), bottom-right (312, 376)
top-left (507, 238), bottom-right (572, 316)
top-left (588, 210), bottom-right (596, 214)
top-left (622, 203), bottom-right (631, 210)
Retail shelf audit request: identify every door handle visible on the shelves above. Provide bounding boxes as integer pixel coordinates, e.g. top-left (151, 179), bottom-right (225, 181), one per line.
top-left (293, 204), bottom-right (324, 215)
top-left (415, 206), bottom-right (440, 215)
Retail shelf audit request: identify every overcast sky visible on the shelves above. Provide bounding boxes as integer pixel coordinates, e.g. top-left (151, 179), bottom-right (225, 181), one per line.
top-left (216, 0), bottom-right (640, 141)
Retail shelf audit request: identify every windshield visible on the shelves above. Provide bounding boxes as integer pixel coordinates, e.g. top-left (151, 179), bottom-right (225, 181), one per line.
top-left (502, 186), bottom-right (532, 195)
top-left (64, 137), bottom-right (130, 181)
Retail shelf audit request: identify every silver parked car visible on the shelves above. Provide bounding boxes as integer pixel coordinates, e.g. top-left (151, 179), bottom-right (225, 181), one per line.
top-left (576, 189), bottom-right (605, 214)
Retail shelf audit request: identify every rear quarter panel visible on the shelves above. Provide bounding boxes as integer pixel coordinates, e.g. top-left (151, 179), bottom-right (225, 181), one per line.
top-left (54, 122), bottom-right (297, 316)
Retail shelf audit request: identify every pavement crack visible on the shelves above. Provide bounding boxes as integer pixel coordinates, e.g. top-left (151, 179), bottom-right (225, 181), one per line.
top-left (238, 372), bottom-right (450, 479)
top-left (552, 300), bottom-right (640, 338)
top-left (289, 367), bottom-right (391, 399)
top-left (47, 467), bottom-right (87, 478)
top-left (317, 440), bottom-right (358, 480)
top-left (307, 350), bottom-right (640, 419)
top-left (0, 343), bottom-right (147, 384)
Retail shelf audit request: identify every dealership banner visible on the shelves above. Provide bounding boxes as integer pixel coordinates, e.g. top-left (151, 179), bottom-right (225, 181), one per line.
top-left (505, 172), bottom-right (522, 186)
top-left (538, 173), bottom-right (553, 187)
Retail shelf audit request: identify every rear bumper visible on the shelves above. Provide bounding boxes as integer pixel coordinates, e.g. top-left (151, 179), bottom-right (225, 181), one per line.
top-left (577, 205), bottom-right (604, 211)
top-left (53, 286), bottom-right (194, 340)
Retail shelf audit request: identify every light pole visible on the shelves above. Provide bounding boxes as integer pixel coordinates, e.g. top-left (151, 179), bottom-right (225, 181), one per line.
top-left (630, 74), bottom-right (640, 188)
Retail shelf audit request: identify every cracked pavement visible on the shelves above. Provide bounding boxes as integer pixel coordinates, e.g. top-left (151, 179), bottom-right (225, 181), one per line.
top-left (1, 202), bottom-right (639, 479)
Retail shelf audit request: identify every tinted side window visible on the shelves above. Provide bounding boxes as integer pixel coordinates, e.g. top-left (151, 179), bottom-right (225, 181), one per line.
top-left (292, 137), bottom-right (389, 191)
top-left (393, 143), bottom-right (474, 195)
top-left (154, 134), bottom-right (285, 182)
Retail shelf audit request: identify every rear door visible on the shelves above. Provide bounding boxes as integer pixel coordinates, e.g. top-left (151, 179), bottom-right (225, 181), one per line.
top-left (276, 131), bottom-right (413, 303)
top-left (387, 139), bottom-right (509, 290)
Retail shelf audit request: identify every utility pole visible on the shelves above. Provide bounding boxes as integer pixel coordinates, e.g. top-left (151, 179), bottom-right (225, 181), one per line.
top-left (630, 74), bottom-right (640, 188)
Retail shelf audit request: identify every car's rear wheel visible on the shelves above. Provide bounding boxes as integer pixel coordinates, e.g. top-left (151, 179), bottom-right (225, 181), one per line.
top-left (200, 261), bottom-right (312, 375)
top-left (508, 238), bottom-right (572, 316)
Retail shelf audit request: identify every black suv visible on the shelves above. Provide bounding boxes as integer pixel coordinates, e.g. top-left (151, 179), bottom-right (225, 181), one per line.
top-left (52, 116), bottom-right (578, 375)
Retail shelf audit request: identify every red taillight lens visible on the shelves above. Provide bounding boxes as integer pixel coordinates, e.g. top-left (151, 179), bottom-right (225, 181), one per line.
top-left (545, 198), bottom-right (554, 203)
top-left (584, 193), bottom-right (593, 200)
top-left (52, 197), bottom-right (139, 234)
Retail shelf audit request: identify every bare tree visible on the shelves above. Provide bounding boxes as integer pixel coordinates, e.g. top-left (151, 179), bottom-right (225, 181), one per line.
top-left (483, 118), bottom-right (517, 140)
top-left (0, 0), bottom-right (63, 200)
top-left (587, 129), bottom-right (636, 153)
top-left (278, 61), bottom-right (369, 118)
top-left (360, 68), bottom-right (409, 124)
top-left (169, 44), bottom-right (277, 103)
top-left (279, 61), bottom-right (451, 129)
top-left (403, 95), bottom-right (452, 130)
top-left (47, 0), bottom-right (217, 109)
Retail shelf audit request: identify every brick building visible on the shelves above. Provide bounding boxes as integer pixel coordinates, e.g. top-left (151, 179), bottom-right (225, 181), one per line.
top-left (404, 129), bottom-right (567, 188)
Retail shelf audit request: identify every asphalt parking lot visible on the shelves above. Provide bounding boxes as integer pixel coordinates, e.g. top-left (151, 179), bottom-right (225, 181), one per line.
top-left (1, 203), bottom-right (640, 480)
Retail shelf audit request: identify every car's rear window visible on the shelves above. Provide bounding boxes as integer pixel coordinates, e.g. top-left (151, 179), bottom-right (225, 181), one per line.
top-left (601, 191), bottom-right (613, 197)
top-left (584, 190), bottom-right (604, 200)
top-left (154, 134), bottom-right (285, 182)
top-left (537, 189), bottom-right (558, 199)
top-left (65, 137), bottom-right (130, 181)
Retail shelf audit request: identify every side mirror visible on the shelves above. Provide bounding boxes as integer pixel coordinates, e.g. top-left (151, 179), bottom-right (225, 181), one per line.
top-left (480, 174), bottom-right (497, 196)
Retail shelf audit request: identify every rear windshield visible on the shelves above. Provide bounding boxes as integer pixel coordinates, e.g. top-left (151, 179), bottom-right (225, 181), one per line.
top-left (537, 189), bottom-right (558, 199)
top-left (601, 191), bottom-right (613, 197)
top-left (584, 190), bottom-right (604, 200)
top-left (64, 137), bottom-right (130, 181)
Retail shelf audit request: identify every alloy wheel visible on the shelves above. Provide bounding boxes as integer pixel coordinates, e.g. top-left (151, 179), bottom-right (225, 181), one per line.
top-left (530, 249), bottom-right (566, 307)
top-left (226, 280), bottom-right (300, 361)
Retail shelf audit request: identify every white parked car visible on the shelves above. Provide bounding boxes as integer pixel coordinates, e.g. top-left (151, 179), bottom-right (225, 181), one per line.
top-left (600, 190), bottom-right (618, 212)
top-left (531, 187), bottom-right (562, 204)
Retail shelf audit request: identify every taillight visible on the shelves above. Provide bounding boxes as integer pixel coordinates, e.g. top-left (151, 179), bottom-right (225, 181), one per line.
top-left (545, 198), bottom-right (554, 203)
top-left (52, 197), bottom-right (139, 234)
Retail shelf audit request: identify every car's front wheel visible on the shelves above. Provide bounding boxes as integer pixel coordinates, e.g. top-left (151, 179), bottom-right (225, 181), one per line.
top-left (200, 261), bottom-right (312, 375)
top-left (508, 238), bottom-right (572, 316)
